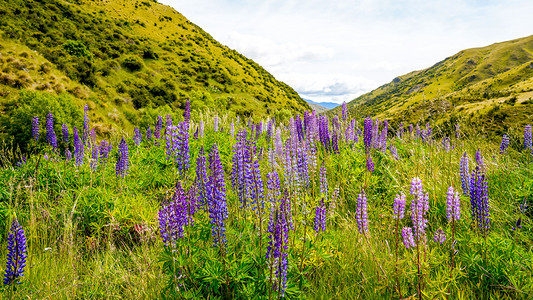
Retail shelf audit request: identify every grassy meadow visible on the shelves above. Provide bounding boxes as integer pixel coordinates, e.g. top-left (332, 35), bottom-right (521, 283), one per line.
top-left (0, 105), bottom-right (532, 299)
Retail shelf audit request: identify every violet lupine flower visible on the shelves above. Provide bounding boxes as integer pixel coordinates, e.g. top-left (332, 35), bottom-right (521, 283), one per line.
top-left (410, 177), bottom-right (429, 242)
top-left (332, 131), bottom-right (340, 154)
top-left (116, 137), bottom-right (129, 178)
top-left (356, 190), bottom-right (369, 234)
top-left (475, 149), bottom-right (483, 168)
top-left (455, 124), bottom-right (460, 139)
top-left (83, 104), bottom-right (89, 144)
top-left (166, 114), bottom-right (173, 136)
top-left (46, 111), bottom-right (57, 151)
top-left (366, 153), bottom-right (375, 172)
top-left (155, 115), bottom-right (163, 140)
top-left (389, 144), bottom-right (399, 160)
top-left (230, 122), bottom-right (235, 138)
top-left (91, 145), bottom-right (98, 171)
top-left (402, 227), bottom-right (416, 249)
top-left (296, 146), bottom-right (310, 189)
top-left (314, 199), bottom-right (327, 233)
top-left (363, 118), bottom-right (373, 152)
top-left (134, 127), bottom-right (141, 146)
top-left (146, 126), bottom-right (152, 141)
top-left (372, 118), bottom-right (380, 148)
top-left (318, 116), bottom-right (331, 152)
top-left (319, 164), bottom-right (328, 200)
top-left (393, 192), bottom-right (406, 219)
top-left (525, 125), bottom-right (532, 149)
top-left (266, 192), bottom-right (290, 297)
top-left (397, 122), bottom-right (404, 138)
top-left (206, 143), bottom-right (228, 247)
top-left (379, 120), bottom-right (388, 152)
top-left (62, 123), bottom-right (69, 144)
top-left (459, 152), bottom-right (470, 196)
top-left (415, 124), bottom-right (421, 140)
top-left (256, 122), bottom-right (263, 140)
top-left (266, 171), bottom-right (282, 212)
top-left (158, 181), bottom-right (195, 247)
top-left (32, 116), bottom-right (39, 141)
top-left (247, 142), bottom-right (264, 210)
top-left (99, 140), bottom-right (110, 166)
top-left (4, 218), bottom-right (27, 285)
top-left (214, 115), bottom-right (219, 132)
top-left (469, 166), bottom-right (490, 235)
top-left (446, 186), bottom-right (461, 221)
top-left (434, 229), bottom-right (446, 244)
top-left (266, 120), bottom-right (273, 142)
top-left (408, 124), bottom-right (414, 137)
top-left (90, 128), bottom-right (96, 145)
top-left (342, 101), bottom-right (348, 121)
top-left (73, 127), bottom-right (84, 166)
top-left (196, 146), bottom-right (208, 208)
top-left (232, 130), bottom-right (249, 207)
top-left (444, 137), bottom-right (450, 152)
top-left (65, 149), bottom-right (72, 161)
top-left (166, 122), bottom-right (190, 174)
top-left (499, 134), bottom-right (509, 154)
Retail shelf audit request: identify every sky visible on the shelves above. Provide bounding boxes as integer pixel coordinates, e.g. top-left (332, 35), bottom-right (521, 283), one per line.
top-left (160, 0), bottom-right (533, 104)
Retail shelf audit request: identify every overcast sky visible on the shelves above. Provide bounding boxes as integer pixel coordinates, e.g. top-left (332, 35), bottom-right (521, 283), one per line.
top-left (160, 0), bottom-right (533, 104)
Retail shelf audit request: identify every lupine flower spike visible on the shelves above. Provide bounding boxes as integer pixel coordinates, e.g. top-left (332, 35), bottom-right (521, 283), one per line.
top-left (4, 217), bottom-right (28, 285)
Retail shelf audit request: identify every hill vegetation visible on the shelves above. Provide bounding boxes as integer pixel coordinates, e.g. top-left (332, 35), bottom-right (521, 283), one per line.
top-left (0, 0), bottom-right (309, 151)
top-left (332, 35), bottom-right (533, 137)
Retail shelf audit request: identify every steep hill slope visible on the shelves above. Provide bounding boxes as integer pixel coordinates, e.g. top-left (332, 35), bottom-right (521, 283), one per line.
top-left (332, 35), bottom-right (533, 135)
top-left (0, 0), bottom-right (309, 145)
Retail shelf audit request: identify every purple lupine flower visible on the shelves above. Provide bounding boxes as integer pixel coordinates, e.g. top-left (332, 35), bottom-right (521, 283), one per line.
top-left (134, 127), bottom-right (141, 146)
top-left (166, 122), bottom-right (190, 174)
top-left (318, 116), bottom-right (331, 152)
top-left (342, 101), bottom-right (348, 121)
top-left (314, 199), bottom-right (327, 233)
top-left (90, 128), bottom-right (96, 145)
top-left (16, 156), bottom-right (27, 169)
top-left (4, 218), bottom-right (27, 285)
top-left (83, 104), bottom-right (89, 144)
top-left (296, 146), bottom-right (310, 189)
top-left (408, 124), bottom-right (414, 137)
top-left (366, 153), bottom-right (374, 172)
top-left (364, 118), bottom-right (372, 152)
top-left (266, 171), bottom-right (281, 212)
top-left (246, 141), bottom-right (264, 210)
top-left (232, 130), bottom-right (249, 207)
top-left (444, 137), bottom-right (450, 152)
top-left (116, 137), bottom-right (129, 178)
top-left (266, 120), bottom-right (273, 142)
top-left (214, 115), bottom-right (219, 132)
top-left (266, 192), bottom-right (290, 297)
top-left (402, 227), bottom-right (416, 249)
top-left (371, 118), bottom-right (380, 148)
top-left (433, 229), bottom-right (446, 244)
top-left (158, 181), bottom-right (194, 247)
top-left (155, 115), bottom-right (163, 140)
top-left (410, 177), bottom-right (429, 242)
top-left (525, 125), bottom-right (532, 149)
top-left (446, 186), bottom-right (461, 221)
top-left (32, 116), bottom-right (39, 141)
top-left (206, 143), bottom-right (228, 247)
top-left (99, 140), bottom-right (110, 166)
top-left (166, 114), bottom-right (173, 136)
top-left (415, 124), bottom-right (421, 139)
top-left (397, 122), bottom-right (404, 138)
top-left (455, 124), bottom-right (460, 139)
top-left (393, 192), bottom-right (406, 219)
top-left (65, 149), bottom-right (72, 161)
top-left (46, 111), bottom-right (57, 151)
top-left (379, 120), bottom-right (388, 152)
top-left (469, 166), bottom-right (490, 235)
top-left (146, 126), bottom-right (152, 141)
top-left (332, 130), bottom-right (340, 154)
top-left (459, 152), bottom-right (470, 196)
top-left (475, 149), bottom-right (483, 168)
top-left (389, 144), bottom-right (399, 160)
top-left (91, 145), bottom-right (98, 171)
top-left (196, 146), bottom-right (208, 208)
top-left (230, 122), bottom-right (235, 138)
top-left (62, 123), bottom-right (69, 144)
top-left (319, 164), bottom-right (328, 200)
top-left (73, 127), bottom-right (84, 166)
top-left (356, 190), bottom-right (369, 234)
top-left (500, 134), bottom-right (509, 154)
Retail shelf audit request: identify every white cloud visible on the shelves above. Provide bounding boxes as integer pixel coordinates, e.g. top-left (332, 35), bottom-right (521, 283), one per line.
top-left (161, 0), bottom-right (533, 104)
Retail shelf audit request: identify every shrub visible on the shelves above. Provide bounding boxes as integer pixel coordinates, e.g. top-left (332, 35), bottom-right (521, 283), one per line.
top-left (122, 55), bottom-right (144, 72)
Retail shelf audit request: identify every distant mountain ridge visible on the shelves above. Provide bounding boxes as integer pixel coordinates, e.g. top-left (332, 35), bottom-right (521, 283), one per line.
top-left (331, 35), bottom-right (533, 135)
top-left (305, 99), bottom-right (340, 109)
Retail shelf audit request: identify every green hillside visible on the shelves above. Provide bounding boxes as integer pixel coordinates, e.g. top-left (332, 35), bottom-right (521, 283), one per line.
top-left (332, 35), bottom-right (533, 136)
top-left (0, 0), bottom-right (309, 148)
